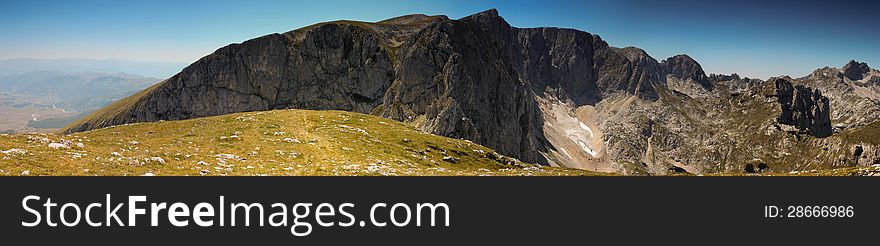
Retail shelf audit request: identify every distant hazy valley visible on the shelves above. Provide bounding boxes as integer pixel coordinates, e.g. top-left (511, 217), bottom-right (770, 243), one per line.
top-left (0, 61), bottom-right (165, 133)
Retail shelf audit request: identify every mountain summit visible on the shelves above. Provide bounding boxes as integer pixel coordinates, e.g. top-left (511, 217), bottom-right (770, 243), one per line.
top-left (842, 60), bottom-right (872, 81)
top-left (64, 9), bottom-right (880, 174)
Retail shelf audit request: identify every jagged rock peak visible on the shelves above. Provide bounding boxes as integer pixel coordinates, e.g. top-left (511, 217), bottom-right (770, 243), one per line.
top-left (459, 8), bottom-right (511, 40)
top-left (842, 60), bottom-right (871, 80)
top-left (774, 78), bottom-right (832, 137)
top-left (661, 54), bottom-right (710, 89)
top-left (708, 73), bottom-right (741, 82)
top-left (461, 8), bottom-right (506, 24)
top-left (808, 66), bottom-right (842, 79)
top-left (617, 47), bottom-right (658, 64)
top-left (615, 47), bottom-right (663, 81)
top-left (465, 8), bottom-right (500, 18)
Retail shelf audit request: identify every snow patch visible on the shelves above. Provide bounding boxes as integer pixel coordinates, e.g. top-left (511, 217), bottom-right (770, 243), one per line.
top-left (578, 122), bottom-right (593, 137)
top-left (543, 100), bottom-right (604, 162)
top-left (559, 148), bottom-right (573, 159)
top-left (577, 141), bottom-right (598, 157)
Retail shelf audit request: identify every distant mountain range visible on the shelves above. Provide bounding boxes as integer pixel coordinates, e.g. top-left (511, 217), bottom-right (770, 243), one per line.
top-left (61, 9), bottom-right (880, 175)
top-left (0, 58), bottom-right (185, 78)
top-left (0, 71), bottom-right (160, 132)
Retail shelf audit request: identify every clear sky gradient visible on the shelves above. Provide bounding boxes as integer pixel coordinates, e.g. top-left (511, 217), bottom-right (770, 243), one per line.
top-left (1, 0), bottom-right (877, 79)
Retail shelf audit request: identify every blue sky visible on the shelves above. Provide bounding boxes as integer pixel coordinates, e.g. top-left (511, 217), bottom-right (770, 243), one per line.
top-left (1, 0), bottom-right (877, 79)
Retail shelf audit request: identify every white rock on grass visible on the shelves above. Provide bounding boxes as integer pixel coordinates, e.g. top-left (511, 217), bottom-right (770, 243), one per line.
top-left (1, 148), bottom-right (27, 156)
top-left (141, 172), bottom-right (156, 176)
top-left (20, 170), bottom-right (30, 176)
top-left (214, 154), bottom-right (246, 161)
top-left (68, 152), bottom-right (84, 159)
top-left (339, 125), bottom-right (369, 135)
top-left (27, 136), bottom-right (50, 143)
top-left (48, 143), bottom-right (69, 149)
top-left (235, 115), bottom-right (256, 122)
top-left (146, 157), bottom-right (166, 164)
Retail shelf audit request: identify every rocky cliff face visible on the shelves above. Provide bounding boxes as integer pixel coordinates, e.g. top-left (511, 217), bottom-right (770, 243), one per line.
top-left (797, 65), bottom-right (880, 130)
top-left (381, 10), bottom-right (548, 163)
top-left (774, 79), bottom-right (832, 137)
top-left (63, 15), bottom-right (446, 132)
top-left (65, 9), bottom-right (880, 174)
top-left (64, 9), bottom-right (668, 166)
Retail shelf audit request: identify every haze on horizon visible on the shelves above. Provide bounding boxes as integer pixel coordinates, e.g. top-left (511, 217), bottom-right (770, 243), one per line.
top-left (1, 0), bottom-right (877, 79)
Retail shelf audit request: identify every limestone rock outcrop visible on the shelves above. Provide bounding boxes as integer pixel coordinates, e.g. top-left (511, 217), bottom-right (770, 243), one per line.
top-left (842, 60), bottom-right (871, 81)
top-left (774, 79), bottom-right (832, 137)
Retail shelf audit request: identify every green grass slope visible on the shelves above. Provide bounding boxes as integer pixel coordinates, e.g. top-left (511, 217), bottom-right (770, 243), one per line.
top-left (2, 109), bottom-right (605, 176)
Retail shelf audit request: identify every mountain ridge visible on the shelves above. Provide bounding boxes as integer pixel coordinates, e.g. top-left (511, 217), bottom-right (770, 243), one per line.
top-left (62, 9), bottom-right (880, 174)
